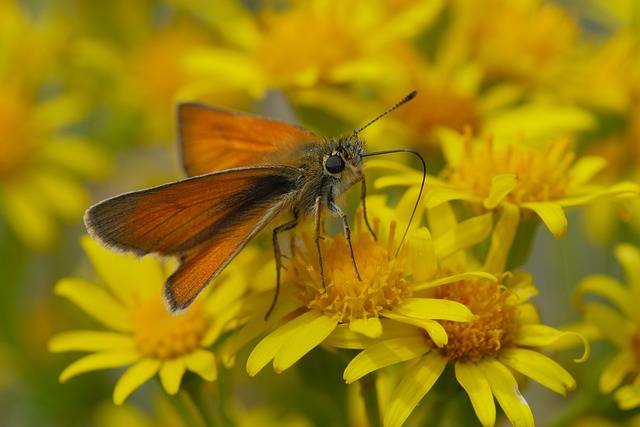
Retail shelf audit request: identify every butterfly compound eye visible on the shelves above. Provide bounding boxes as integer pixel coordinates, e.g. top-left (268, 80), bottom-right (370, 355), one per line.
top-left (324, 155), bottom-right (345, 174)
top-left (325, 155), bottom-right (345, 174)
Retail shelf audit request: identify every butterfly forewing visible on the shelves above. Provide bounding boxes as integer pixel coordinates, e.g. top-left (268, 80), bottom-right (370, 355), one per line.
top-left (179, 103), bottom-right (319, 176)
top-left (85, 166), bottom-right (300, 256)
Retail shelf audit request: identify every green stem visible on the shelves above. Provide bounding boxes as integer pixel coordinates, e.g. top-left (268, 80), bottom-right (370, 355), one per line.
top-left (360, 372), bottom-right (382, 427)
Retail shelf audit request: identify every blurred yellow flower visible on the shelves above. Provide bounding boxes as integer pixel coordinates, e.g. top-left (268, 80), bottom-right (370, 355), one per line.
top-left (450, 0), bottom-right (581, 92)
top-left (0, 1), bottom-right (108, 249)
top-left (574, 244), bottom-right (640, 410)
top-left (49, 236), bottom-right (246, 405)
top-left (177, 0), bottom-right (446, 100)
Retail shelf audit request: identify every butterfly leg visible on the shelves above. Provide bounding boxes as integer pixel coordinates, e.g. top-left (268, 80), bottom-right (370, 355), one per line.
top-left (328, 199), bottom-right (362, 282)
top-left (313, 196), bottom-right (326, 291)
top-left (360, 179), bottom-right (377, 240)
top-left (266, 215), bottom-right (298, 319)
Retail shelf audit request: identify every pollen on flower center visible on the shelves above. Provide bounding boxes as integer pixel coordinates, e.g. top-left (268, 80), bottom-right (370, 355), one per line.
top-left (132, 296), bottom-right (208, 360)
top-left (430, 278), bottom-right (518, 363)
top-left (444, 134), bottom-right (575, 204)
top-left (292, 220), bottom-right (410, 323)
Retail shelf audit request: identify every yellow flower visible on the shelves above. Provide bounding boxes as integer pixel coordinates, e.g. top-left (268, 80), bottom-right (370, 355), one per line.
top-left (177, 0), bottom-right (446, 100)
top-left (574, 244), bottom-right (640, 410)
top-left (377, 130), bottom-right (639, 240)
top-left (0, 2), bottom-right (108, 249)
top-left (340, 204), bottom-right (588, 427)
top-left (49, 236), bottom-right (246, 405)
top-left (450, 0), bottom-right (581, 90)
top-left (221, 197), bottom-right (494, 376)
top-left (69, 3), bottom-right (214, 144)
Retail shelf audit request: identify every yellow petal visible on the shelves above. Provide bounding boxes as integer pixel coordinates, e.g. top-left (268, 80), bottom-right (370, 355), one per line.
top-left (508, 271), bottom-right (538, 303)
top-left (159, 358), bottom-right (186, 395)
top-left (0, 185), bottom-right (58, 249)
top-left (49, 330), bottom-right (134, 352)
top-left (383, 352), bottom-right (447, 427)
top-left (185, 349), bottom-right (218, 382)
top-left (392, 298), bottom-right (475, 322)
top-left (29, 169), bottom-right (89, 220)
top-left (381, 311), bottom-right (449, 347)
top-left (483, 202), bottom-right (519, 273)
top-left (409, 227), bottom-right (437, 283)
top-left (614, 377), bottom-right (640, 410)
top-left (520, 202), bottom-right (567, 239)
top-left (325, 321), bottom-right (422, 350)
top-left (272, 313), bottom-right (338, 373)
top-left (455, 361), bottom-right (495, 427)
top-left (483, 174), bottom-right (517, 210)
top-left (59, 351), bottom-right (140, 382)
top-left (424, 186), bottom-right (478, 209)
top-left (477, 358), bottom-right (534, 427)
top-left (54, 278), bottom-right (130, 331)
top-left (514, 324), bottom-right (590, 362)
top-left (113, 358), bottom-right (161, 405)
top-left (498, 348), bottom-right (576, 396)
top-left (574, 275), bottom-right (631, 320)
top-left (433, 213), bottom-right (493, 260)
top-left (558, 182), bottom-right (640, 207)
top-left (600, 351), bottom-right (634, 394)
top-left (616, 244), bottom-right (640, 324)
top-left (80, 236), bottom-right (164, 305)
top-left (568, 156), bottom-right (607, 186)
top-left (582, 303), bottom-right (629, 350)
top-left (349, 317), bottom-right (383, 339)
top-left (412, 272), bottom-right (497, 292)
top-left (246, 310), bottom-right (335, 376)
top-left (343, 337), bottom-right (429, 384)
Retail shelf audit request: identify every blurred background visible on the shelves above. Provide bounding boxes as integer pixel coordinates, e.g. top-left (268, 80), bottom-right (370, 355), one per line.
top-left (1, 0), bottom-right (639, 425)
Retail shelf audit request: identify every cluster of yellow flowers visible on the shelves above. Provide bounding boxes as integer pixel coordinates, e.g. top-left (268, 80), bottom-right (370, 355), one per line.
top-left (3, 0), bottom-right (640, 426)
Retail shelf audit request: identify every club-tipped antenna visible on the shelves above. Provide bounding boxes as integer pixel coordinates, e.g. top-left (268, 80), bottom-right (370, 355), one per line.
top-left (353, 90), bottom-right (417, 138)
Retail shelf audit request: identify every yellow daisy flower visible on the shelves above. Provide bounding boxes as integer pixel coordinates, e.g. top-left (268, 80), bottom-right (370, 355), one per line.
top-left (49, 236), bottom-right (247, 405)
top-left (220, 197), bottom-right (495, 377)
top-left (340, 204), bottom-right (588, 427)
top-left (176, 0), bottom-right (446, 100)
top-left (574, 244), bottom-right (640, 410)
top-left (0, 2), bottom-right (108, 248)
top-left (450, 0), bottom-right (581, 91)
top-left (377, 130), bottom-right (639, 240)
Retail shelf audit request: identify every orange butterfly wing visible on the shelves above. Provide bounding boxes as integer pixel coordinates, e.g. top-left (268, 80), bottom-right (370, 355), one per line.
top-left (178, 103), bottom-right (319, 176)
top-left (84, 166), bottom-right (301, 311)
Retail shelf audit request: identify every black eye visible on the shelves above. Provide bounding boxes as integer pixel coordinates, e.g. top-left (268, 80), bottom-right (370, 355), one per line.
top-left (325, 155), bottom-right (345, 174)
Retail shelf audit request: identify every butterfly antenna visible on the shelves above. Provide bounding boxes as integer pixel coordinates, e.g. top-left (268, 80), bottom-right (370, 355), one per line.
top-left (354, 90), bottom-right (423, 256)
top-left (360, 149), bottom-right (426, 257)
top-left (353, 90), bottom-right (417, 139)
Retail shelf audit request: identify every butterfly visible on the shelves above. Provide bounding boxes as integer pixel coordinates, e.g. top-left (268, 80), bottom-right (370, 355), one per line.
top-left (84, 91), bottom-right (424, 316)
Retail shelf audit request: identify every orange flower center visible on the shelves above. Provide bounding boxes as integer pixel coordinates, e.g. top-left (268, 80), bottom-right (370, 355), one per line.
top-left (292, 219), bottom-right (411, 322)
top-left (430, 278), bottom-right (518, 363)
top-left (444, 134), bottom-right (575, 204)
top-left (132, 297), bottom-right (208, 360)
